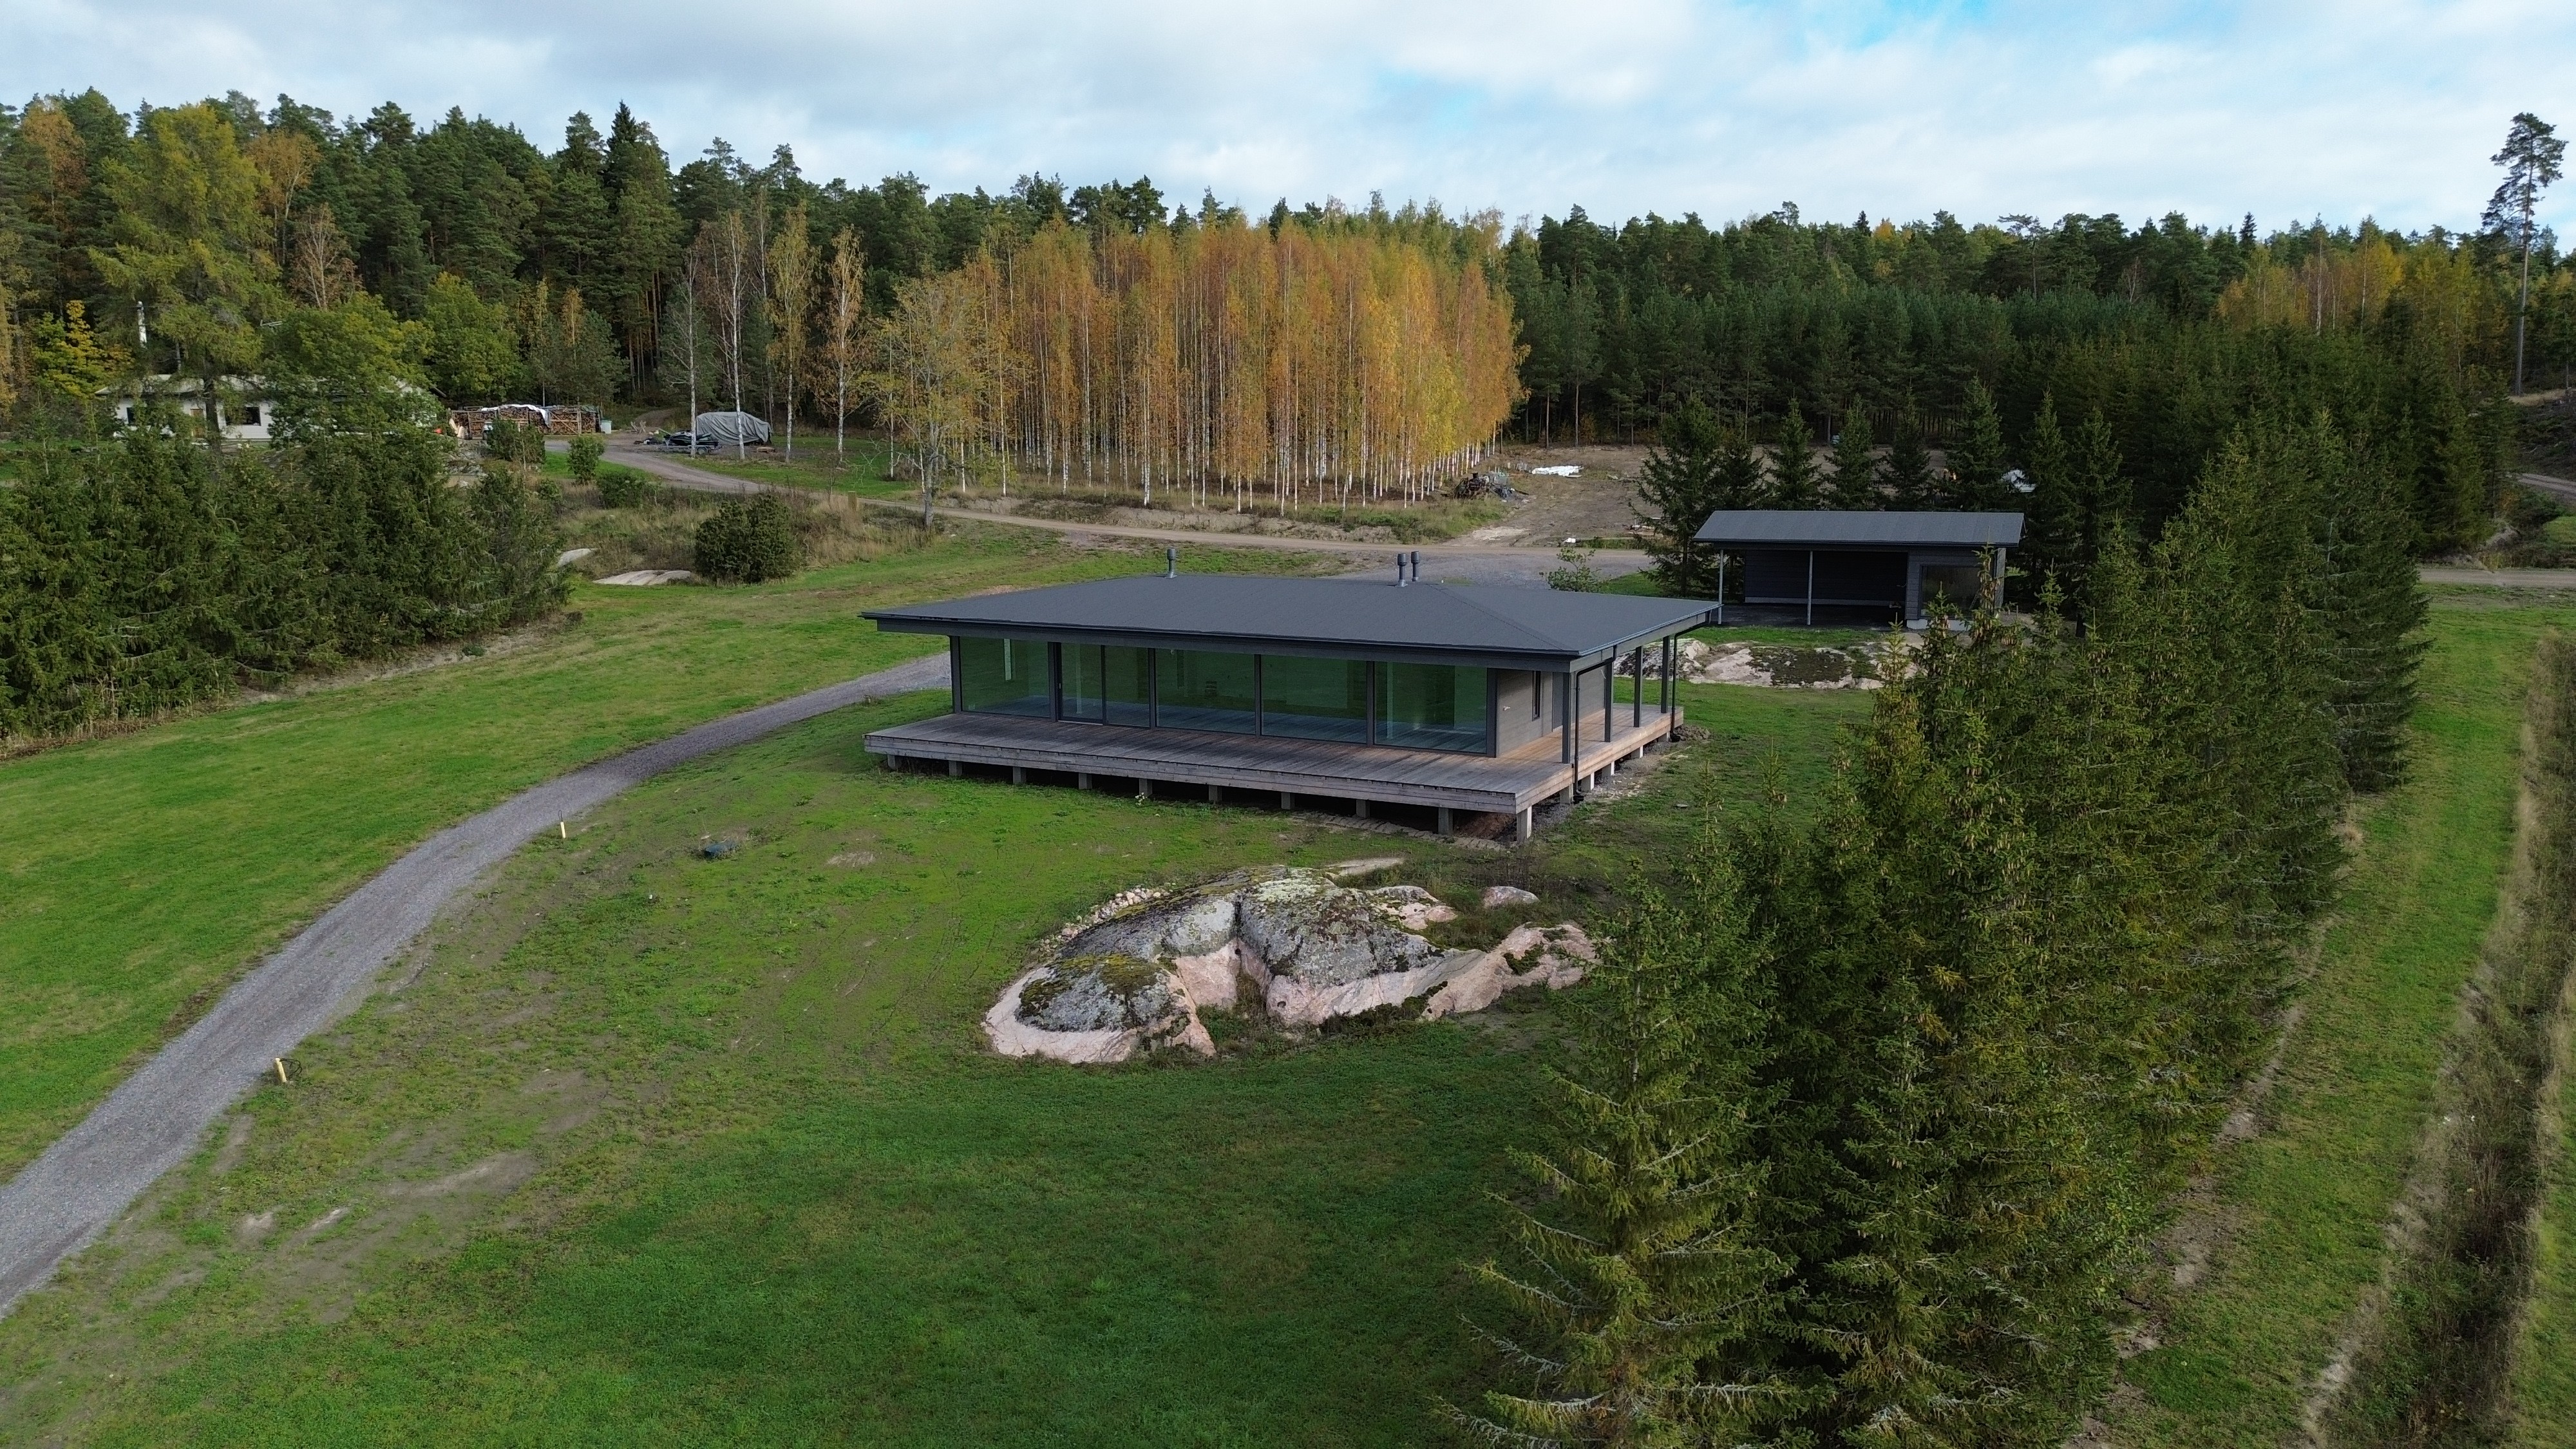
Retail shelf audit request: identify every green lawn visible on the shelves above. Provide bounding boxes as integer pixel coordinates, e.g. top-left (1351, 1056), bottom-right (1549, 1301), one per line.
top-left (2107, 589), bottom-right (2576, 1446)
top-left (0, 526), bottom-right (1331, 1180)
top-left (0, 661), bottom-right (1861, 1443)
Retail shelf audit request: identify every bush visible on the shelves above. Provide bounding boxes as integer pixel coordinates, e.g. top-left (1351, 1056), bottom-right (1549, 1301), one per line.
top-left (484, 419), bottom-right (545, 466)
top-left (567, 434), bottom-right (603, 482)
top-left (596, 466), bottom-right (660, 509)
top-left (694, 493), bottom-right (802, 582)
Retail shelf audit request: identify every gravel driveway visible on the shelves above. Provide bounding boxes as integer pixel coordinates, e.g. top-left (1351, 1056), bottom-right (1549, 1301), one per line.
top-left (0, 652), bottom-right (949, 1317)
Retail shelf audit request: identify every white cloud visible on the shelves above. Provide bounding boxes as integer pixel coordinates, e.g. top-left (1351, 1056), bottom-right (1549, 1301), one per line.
top-left (3, 0), bottom-right (2570, 234)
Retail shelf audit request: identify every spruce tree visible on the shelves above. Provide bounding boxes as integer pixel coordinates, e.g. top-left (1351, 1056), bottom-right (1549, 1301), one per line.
top-left (2072, 408), bottom-right (2129, 571)
top-left (1459, 833), bottom-right (1794, 1447)
top-left (1760, 661), bottom-right (2128, 1448)
top-left (1765, 402), bottom-right (1822, 509)
top-left (1882, 408), bottom-right (1938, 509)
top-left (2301, 422), bottom-right (2430, 791)
top-left (1943, 379), bottom-right (2009, 510)
top-left (1827, 405), bottom-right (1879, 509)
top-left (1633, 401), bottom-right (1728, 596)
top-left (2020, 395), bottom-right (2077, 585)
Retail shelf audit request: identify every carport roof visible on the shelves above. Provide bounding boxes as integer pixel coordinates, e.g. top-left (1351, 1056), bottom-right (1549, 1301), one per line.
top-left (1692, 509), bottom-right (2024, 548)
top-left (866, 573), bottom-right (1715, 668)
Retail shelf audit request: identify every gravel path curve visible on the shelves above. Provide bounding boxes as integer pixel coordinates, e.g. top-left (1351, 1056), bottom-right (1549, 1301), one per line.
top-left (0, 652), bottom-right (949, 1317)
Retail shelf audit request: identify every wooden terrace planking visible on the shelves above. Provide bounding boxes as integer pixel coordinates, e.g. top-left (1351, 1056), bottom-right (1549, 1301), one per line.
top-left (863, 709), bottom-right (1681, 818)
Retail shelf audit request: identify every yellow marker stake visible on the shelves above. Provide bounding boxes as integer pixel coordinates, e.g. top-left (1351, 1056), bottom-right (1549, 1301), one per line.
top-left (558, 821), bottom-right (567, 839)
top-left (274, 1057), bottom-right (290, 1084)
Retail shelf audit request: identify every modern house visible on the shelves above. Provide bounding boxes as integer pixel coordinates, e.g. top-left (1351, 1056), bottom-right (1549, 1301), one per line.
top-left (1690, 510), bottom-right (2025, 624)
top-left (860, 567), bottom-right (1716, 840)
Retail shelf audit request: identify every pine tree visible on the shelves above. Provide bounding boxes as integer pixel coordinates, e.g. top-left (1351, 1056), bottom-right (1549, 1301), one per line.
top-left (1765, 402), bottom-right (1821, 508)
top-left (1827, 405), bottom-right (1878, 509)
top-left (1458, 831), bottom-right (1794, 1448)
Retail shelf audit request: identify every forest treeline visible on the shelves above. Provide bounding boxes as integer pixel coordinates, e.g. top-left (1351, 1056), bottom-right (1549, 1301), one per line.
top-left (1462, 412), bottom-right (2429, 1446)
top-left (2, 89), bottom-right (2553, 547)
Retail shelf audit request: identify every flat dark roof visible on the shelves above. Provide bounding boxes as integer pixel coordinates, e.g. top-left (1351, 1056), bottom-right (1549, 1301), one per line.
top-left (866, 574), bottom-right (1715, 670)
top-left (1692, 509), bottom-right (2024, 548)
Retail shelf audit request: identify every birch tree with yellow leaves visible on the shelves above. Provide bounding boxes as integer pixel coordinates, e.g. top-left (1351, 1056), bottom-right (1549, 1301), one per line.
top-left (873, 213), bottom-right (1519, 511)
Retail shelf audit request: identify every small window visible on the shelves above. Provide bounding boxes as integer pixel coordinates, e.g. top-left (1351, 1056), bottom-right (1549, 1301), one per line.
top-left (122, 405), bottom-right (136, 424)
top-left (235, 404), bottom-right (262, 426)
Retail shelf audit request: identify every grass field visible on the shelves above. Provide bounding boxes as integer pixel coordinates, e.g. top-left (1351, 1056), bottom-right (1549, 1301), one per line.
top-left (0, 660), bottom-right (1864, 1443)
top-left (2105, 589), bottom-right (2576, 1446)
top-left (0, 525), bottom-right (1342, 1181)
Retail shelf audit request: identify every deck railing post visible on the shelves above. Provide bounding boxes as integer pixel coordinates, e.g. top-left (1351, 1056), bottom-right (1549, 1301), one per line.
top-left (1631, 648), bottom-right (1642, 728)
top-left (1806, 549), bottom-right (1815, 627)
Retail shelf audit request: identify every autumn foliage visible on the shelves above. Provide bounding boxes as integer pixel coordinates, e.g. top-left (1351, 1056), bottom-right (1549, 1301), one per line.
top-left (872, 218), bottom-right (1522, 509)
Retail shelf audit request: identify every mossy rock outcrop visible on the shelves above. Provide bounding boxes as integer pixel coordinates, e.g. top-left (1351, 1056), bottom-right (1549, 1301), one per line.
top-left (984, 866), bottom-right (1593, 1064)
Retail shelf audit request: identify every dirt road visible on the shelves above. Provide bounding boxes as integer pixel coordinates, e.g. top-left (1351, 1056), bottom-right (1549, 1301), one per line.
top-left (0, 653), bottom-right (950, 1318)
top-left (606, 441), bottom-right (1654, 588)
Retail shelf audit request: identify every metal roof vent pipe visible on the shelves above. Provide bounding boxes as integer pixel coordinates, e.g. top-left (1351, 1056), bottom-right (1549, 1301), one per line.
top-left (1396, 552), bottom-right (1409, 587)
top-left (1165, 547), bottom-right (1177, 578)
top-left (1412, 550), bottom-right (1423, 583)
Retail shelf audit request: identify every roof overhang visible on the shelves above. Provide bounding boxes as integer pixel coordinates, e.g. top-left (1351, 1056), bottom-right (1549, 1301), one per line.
top-left (1692, 509), bottom-right (2025, 549)
top-left (867, 574), bottom-right (1716, 674)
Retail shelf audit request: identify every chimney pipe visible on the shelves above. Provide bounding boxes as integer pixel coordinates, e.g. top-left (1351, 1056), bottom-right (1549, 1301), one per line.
top-left (1396, 553), bottom-right (1408, 587)
top-left (1165, 547), bottom-right (1177, 578)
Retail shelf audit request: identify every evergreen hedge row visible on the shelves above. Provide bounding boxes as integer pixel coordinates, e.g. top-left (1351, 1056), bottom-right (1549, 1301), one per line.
top-left (1464, 413), bottom-right (2429, 1446)
top-left (0, 424), bottom-right (565, 740)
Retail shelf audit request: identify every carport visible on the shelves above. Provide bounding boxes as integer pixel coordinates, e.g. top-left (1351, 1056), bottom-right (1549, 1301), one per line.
top-left (1690, 510), bottom-right (2025, 625)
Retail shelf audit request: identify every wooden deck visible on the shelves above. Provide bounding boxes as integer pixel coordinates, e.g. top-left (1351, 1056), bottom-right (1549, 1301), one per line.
top-left (863, 707), bottom-right (1681, 835)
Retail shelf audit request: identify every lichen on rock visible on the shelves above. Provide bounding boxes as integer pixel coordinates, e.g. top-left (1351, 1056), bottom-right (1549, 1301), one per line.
top-left (985, 866), bottom-right (1592, 1064)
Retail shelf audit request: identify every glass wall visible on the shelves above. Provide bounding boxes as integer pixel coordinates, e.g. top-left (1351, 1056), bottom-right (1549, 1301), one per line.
top-left (1155, 649), bottom-right (1259, 734)
top-left (958, 636), bottom-right (1052, 716)
top-left (1379, 662), bottom-right (1488, 753)
top-left (950, 638), bottom-right (1497, 753)
top-left (1059, 645), bottom-right (1154, 724)
top-left (1260, 656), bottom-right (1370, 742)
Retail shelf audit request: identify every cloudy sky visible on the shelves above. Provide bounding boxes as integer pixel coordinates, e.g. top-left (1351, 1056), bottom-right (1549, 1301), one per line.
top-left (6, 0), bottom-right (2571, 236)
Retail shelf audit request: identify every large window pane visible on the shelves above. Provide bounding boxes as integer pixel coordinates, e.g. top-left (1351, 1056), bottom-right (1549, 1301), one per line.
top-left (958, 636), bottom-right (1052, 717)
top-left (1156, 649), bottom-right (1258, 734)
top-left (1061, 644), bottom-right (1105, 721)
top-left (1065, 644), bottom-right (1153, 725)
top-left (1261, 656), bottom-right (1370, 742)
top-left (1379, 662), bottom-right (1488, 753)
top-left (1104, 646), bottom-right (1153, 726)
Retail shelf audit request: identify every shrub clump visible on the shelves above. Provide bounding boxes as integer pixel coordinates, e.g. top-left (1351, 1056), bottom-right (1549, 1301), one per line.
top-left (693, 493), bottom-right (802, 582)
top-left (566, 434), bottom-right (603, 482)
top-left (596, 466), bottom-right (660, 509)
top-left (483, 418), bottom-right (545, 466)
